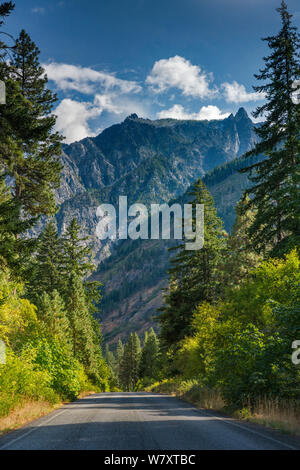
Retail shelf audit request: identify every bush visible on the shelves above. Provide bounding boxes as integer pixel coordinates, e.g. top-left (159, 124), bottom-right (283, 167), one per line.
top-left (0, 348), bottom-right (59, 418)
top-left (31, 339), bottom-right (91, 401)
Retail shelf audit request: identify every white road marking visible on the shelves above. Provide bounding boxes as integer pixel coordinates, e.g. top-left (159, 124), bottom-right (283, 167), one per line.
top-left (0, 409), bottom-right (68, 450)
top-left (194, 407), bottom-right (298, 450)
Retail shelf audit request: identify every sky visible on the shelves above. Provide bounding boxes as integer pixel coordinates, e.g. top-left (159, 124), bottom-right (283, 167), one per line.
top-left (3, 0), bottom-right (300, 143)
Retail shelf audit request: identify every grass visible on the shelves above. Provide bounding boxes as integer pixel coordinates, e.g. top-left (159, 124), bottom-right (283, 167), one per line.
top-left (237, 397), bottom-right (300, 436)
top-left (0, 400), bottom-right (61, 437)
top-left (146, 379), bottom-right (225, 411)
top-left (0, 391), bottom-right (96, 437)
top-left (147, 380), bottom-right (300, 436)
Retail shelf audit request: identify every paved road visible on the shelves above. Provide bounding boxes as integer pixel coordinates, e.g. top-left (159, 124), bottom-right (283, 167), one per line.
top-left (0, 392), bottom-right (299, 450)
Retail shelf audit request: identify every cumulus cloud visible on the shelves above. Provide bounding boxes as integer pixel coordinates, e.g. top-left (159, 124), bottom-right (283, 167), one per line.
top-left (54, 99), bottom-right (103, 143)
top-left (222, 81), bottom-right (265, 103)
top-left (45, 63), bottom-right (148, 143)
top-left (53, 93), bottom-right (150, 143)
top-left (146, 56), bottom-right (217, 99)
top-left (44, 62), bottom-right (141, 95)
top-left (157, 104), bottom-right (230, 121)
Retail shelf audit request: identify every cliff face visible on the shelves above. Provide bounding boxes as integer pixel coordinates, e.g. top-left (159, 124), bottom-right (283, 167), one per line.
top-left (52, 108), bottom-right (256, 264)
top-left (94, 155), bottom-right (252, 344)
top-left (31, 108), bottom-right (256, 342)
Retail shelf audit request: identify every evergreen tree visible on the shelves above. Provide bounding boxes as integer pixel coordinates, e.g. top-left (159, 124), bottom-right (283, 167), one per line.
top-left (115, 339), bottom-right (124, 388)
top-left (0, 1), bottom-right (14, 51)
top-left (5, 29), bottom-right (62, 219)
top-left (39, 290), bottom-right (71, 345)
top-left (0, 178), bottom-right (34, 272)
top-left (0, 1), bottom-right (13, 25)
top-left (221, 196), bottom-right (262, 290)
top-left (120, 333), bottom-right (141, 391)
top-left (158, 179), bottom-right (226, 350)
top-left (105, 344), bottom-right (117, 375)
top-left (241, 1), bottom-right (300, 256)
top-left (66, 274), bottom-right (100, 371)
top-left (139, 328), bottom-right (160, 383)
top-left (29, 221), bottom-right (65, 303)
top-left (63, 218), bottom-right (101, 313)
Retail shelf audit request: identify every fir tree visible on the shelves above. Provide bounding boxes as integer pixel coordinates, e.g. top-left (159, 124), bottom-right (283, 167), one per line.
top-left (63, 218), bottom-right (101, 312)
top-left (115, 339), bottom-right (124, 388)
top-left (241, 1), bottom-right (300, 255)
top-left (120, 333), bottom-right (141, 391)
top-left (158, 179), bottom-right (226, 350)
top-left (39, 290), bottom-right (71, 345)
top-left (221, 196), bottom-right (262, 290)
top-left (6, 30), bottom-right (62, 219)
top-left (29, 221), bottom-right (65, 303)
top-left (139, 328), bottom-right (160, 383)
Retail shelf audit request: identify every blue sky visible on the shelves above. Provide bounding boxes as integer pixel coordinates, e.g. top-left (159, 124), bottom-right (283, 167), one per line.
top-left (4, 0), bottom-right (300, 143)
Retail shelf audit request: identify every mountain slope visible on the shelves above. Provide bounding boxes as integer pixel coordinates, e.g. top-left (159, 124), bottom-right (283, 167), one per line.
top-left (53, 108), bottom-right (256, 264)
top-left (94, 155), bottom-right (251, 344)
top-left (40, 108), bottom-right (258, 343)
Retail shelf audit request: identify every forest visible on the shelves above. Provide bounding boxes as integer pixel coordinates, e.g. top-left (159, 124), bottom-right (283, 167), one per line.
top-left (0, 0), bottom-right (300, 436)
top-left (0, 2), bottom-right (110, 429)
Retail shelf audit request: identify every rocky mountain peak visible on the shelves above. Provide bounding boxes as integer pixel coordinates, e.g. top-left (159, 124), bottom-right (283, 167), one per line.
top-left (235, 107), bottom-right (250, 121)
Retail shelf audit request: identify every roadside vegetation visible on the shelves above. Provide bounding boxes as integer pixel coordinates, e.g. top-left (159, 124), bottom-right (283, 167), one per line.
top-left (108, 2), bottom-right (300, 436)
top-left (0, 2), bottom-right (110, 432)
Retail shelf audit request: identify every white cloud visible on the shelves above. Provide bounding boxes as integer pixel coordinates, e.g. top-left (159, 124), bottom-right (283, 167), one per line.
top-left (54, 99), bottom-right (103, 143)
top-left (54, 93), bottom-right (150, 143)
top-left (146, 56), bottom-right (217, 99)
top-left (32, 7), bottom-right (45, 14)
top-left (157, 104), bottom-right (230, 121)
top-left (222, 81), bottom-right (265, 103)
top-left (44, 62), bottom-right (141, 95)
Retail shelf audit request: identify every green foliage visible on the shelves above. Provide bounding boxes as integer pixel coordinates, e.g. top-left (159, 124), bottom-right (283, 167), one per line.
top-left (120, 333), bottom-right (141, 391)
top-left (159, 179), bottom-right (226, 350)
top-left (173, 250), bottom-right (300, 408)
top-left (139, 328), bottom-right (161, 385)
top-left (241, 1), bottom-right (300, 256)
top-left (0, 347), bottom-right (59, 418)
top-left (32, 338), bottom-right (89, 401)
top-left (220, 196), bottom-right (262, 290)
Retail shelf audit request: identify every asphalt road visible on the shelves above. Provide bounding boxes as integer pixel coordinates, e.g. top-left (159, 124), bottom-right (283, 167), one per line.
top-left (0, 392), bottom-right (299, 450)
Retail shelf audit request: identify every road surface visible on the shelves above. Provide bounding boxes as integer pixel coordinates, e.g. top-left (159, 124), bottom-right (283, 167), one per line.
top-left (0, 392), bottom-right (299, 450)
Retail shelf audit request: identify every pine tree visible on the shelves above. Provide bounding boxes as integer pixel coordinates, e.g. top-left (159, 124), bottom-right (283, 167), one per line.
top-left (241, 1), bottom-right (300, 256)
top-left (158, 179), bottom-right (226, 350)
top-left (39, 290), bottom-right (71, 345)
top-left (63, 218), bottom-right (101, 312)
top-left (29, 221), bottom-right (65, 303)
top-left (0, 1), bottom-right (13, 25)
top-left (115, 339), bottom-right (124, 387)
top-left (7, 30), bottom-right (62, 218)
top-left (139, 328), bottom-right (160, 383)
top-left (221, 196), bottom-right (262, 290)
top-left (120, 333), bottom-right (141, 391)
top-left (66, 274), bottom-right (100, 369)
top-left (105, 344), bottom-right (117, 375)
top-left (0, 177), bottom-right (34, 272)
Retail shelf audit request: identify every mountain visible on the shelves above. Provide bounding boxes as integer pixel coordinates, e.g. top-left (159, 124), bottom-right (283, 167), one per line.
top-left (54, 108), bottom-right (256, 264)
top-left (45, 108), bottom-right (257, 343)
top-left (93, 155), bottom-right (252, 344)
